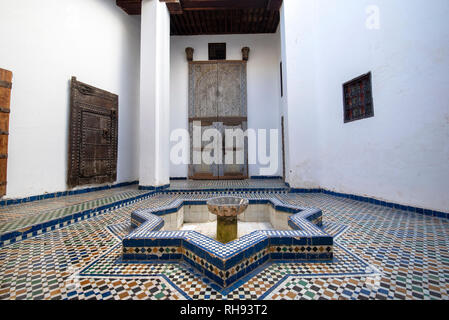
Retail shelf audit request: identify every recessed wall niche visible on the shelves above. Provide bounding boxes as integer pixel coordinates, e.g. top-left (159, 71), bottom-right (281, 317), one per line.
top-left (208, 43), bottom-right (226, 60)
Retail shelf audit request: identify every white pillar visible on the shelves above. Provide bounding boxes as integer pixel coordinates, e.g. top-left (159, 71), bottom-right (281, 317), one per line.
top-left (280, 0), bottom-right (321, 189)
top-left (139, 0), bottom-right (171, 188)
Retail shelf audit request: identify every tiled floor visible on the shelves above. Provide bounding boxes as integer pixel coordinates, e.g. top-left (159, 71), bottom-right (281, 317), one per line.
top-left (0, 186), bottom-right (448, 300)
top-left (0, 186), bottom-right (147, 235)
top-left (0, 179), bottom-right (286, 238)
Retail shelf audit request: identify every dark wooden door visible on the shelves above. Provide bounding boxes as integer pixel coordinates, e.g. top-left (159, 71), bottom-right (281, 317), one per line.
top-left (0, 68), bottom-right (12, 196)
top-left (68, 77), bottom-right (118, 188)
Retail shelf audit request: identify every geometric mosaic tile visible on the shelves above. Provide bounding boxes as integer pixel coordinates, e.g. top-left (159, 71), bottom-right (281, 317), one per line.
top-left (0, 190), bottom-right (448, 300)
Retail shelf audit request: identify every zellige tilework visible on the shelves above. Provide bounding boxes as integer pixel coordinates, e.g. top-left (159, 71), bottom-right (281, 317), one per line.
top-left (0, 186), bottom-right (448, 300)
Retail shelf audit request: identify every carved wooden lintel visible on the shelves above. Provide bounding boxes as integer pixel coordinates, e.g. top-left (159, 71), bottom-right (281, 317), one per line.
top-left (242, 47), bottom-right (250, 61)
top-left (186, 47), bottom-right (194, 62)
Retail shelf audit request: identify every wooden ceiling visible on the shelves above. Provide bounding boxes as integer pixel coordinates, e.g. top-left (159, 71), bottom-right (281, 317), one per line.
top-left (116, 0), bottom-right (283, 35)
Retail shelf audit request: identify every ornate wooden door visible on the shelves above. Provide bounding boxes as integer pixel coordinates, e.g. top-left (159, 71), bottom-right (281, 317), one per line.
top-left (68, 77), bottom-right (118, 187)
top-left (188, 61), bottom-right (248, 180)
top-left (188, 62), bottom-right (219, 179)
top-left (217, 62), bottom-right (248, 179)
top-left (0, 68), bottom-right (12, 196)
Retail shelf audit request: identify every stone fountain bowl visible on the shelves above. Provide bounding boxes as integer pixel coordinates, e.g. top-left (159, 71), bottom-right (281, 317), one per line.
top-left (207, 197), bottom-right (249, 217)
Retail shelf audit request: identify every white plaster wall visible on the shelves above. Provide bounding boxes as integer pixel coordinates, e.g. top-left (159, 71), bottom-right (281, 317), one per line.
top-left (169, 34), bottom-right (283, 178)
top-left (0, 0), bottom-right (141, 198)
top-left (281, 0), bottom-right (449, 211)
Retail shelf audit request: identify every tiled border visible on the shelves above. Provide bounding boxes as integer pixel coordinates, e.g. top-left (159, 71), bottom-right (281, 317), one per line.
top-left (138, 184), bottom-right (171, 191)
top-left (291, 188), bottom-right (449, 220)
top-left (250, 176), bottom-right (283, 180)
top-left (122, 196), bottom-right (333, 288)
top-left (2, 179), bottom-right (447, 220)
top-left (0, 190), bottom-right (158, 248)
top-left (163, 188), bottom-right (289, 193)
top-left (0, 181), bottom-right (139, 207)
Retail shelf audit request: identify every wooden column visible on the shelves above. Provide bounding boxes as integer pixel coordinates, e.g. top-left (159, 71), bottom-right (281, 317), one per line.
top-left (0, 68), bottom-right (12, 197)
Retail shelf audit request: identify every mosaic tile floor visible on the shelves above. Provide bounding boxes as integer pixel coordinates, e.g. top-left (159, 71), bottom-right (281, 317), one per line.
top-left (0, 186), bottom-right (147, 235)
top-left (0, 180), bottom-right (287, 238)
top-left (0, 190), bottom-right (448, 300)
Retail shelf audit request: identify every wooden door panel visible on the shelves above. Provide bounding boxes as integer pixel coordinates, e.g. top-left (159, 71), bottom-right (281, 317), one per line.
top-left (81, 144), bottom-right (111, 160)
top-left (188, 61), bottom-right (248, 180)
top-left (190, 63), bottom-right (218, 119)
top-left (189, 121), bottom-right (219, 179)
top-left (0, 113), bottom-right (9, 132)
top-left (218, 62), bottom-right (248, 179)
top-left (0, 90), bottom-right (10, 110)
top-left (189, 62), bottom-right (219, 179)
top-left (80, 160), bottom-right (110, 178)
top-left (0, 135), bottom-right (8, 155)
top-left (220, 122), bottom-right (248, 179)
top-left (0, 68), bottom-right (12, 196)
top-left (83, 112), bottom-right (110, 128)
top-left (83, 129), bottom-right (109, 145)
top-left (68, 77), bottom-right (118, 188)
top-left (217, 62), bottom-right (246, 118)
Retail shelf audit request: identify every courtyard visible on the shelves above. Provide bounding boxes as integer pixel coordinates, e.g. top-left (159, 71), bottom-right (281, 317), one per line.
top-left (0, 0), bottom-right (448, 307)
top-left (0, 180), bottom-right (448, 300)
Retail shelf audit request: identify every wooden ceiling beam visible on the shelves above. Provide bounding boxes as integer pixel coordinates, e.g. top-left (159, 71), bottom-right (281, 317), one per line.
top-left (160, 0), bottom-right (183, 14)
top-left (266, 0), bottom-right (283, 11)
top-left (116, 0), bottom-right (141, 15)
top-left (117, 0), bottom-right (283, 15)
top-left (116, 0), bottom-right (283, 35)
top-left (181, 0), bottom-right (268, 11)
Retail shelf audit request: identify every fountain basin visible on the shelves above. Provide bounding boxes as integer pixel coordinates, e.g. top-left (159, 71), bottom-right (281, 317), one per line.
top-left (207, 197), bottom-right (249, 217)
top-left (207, 197), bottom-right (249, 243)
top-left (123, 195), bottom-right (333, 288)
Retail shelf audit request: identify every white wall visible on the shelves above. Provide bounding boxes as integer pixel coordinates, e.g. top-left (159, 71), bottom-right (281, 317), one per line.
top-left (0, 0), bottom-right (141, 198)
top-left (170, 33), bottom-right (283, 177)
top-left (281, 0), bottom-right (449, 211)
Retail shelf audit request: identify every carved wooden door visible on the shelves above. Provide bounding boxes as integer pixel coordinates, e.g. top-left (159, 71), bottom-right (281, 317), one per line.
top-left (0, 68), bottom-right (12, 196)
top-left (217, 62), bottom-right (248, 179)
top-left (68, 77), bottom-right (118, 187)
top-left (189, 63), bottom-right (219, 179)
top-left (188, 61), bottom-right (248, 180)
